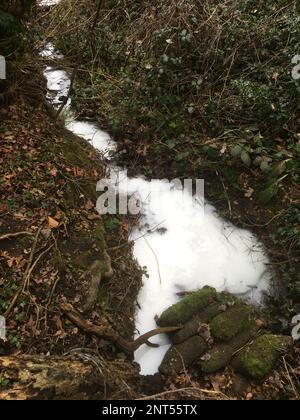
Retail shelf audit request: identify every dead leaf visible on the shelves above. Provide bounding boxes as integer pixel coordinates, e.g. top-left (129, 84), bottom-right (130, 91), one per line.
top-left (245, 187), bottom-right (254, 198)
top-left (48, 216), bottom-right (59, 229)
top-left (85, 200), bottom-right (94, 210)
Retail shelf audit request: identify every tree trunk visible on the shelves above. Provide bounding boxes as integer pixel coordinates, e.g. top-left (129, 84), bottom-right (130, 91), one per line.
top-left (0, 355), bottom-right (139, 400)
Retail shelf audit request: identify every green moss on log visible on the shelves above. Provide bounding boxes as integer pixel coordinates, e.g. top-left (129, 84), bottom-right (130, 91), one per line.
top-left (157, 286), bottom-right (217, 327)
top-left (210, 303), bottom-right (253, 342)
top-left (172, 303), bottom-right (223, 344)
top-left (232, 334), bottom-right (292, 379)
top-left (200, 324), bottom-right (258, 374)
top-left (159, 336), bottom-right (207, 376)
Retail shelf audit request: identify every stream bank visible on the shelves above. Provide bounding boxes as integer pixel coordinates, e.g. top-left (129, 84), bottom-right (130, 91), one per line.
top-left (42, 33), bottom-right (273, 377)
top-left (47, 0), bottom-right (300, 332)
top-left (0, 66), bottom-right (144, 398)
top-left (37, 0), bottom-right (298, 382)
top-left (0, 0), bottom-right (299, 400)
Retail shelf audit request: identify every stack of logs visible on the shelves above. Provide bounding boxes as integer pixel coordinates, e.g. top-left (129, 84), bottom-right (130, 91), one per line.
top-left (157, 286), bottom-right (292, 380)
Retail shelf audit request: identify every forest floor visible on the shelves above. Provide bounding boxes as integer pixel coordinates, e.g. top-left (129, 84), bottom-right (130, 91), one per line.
top-left (0, 69), bottom-right (145, 398)
top-left (1, 91), bottom-right (299, 400)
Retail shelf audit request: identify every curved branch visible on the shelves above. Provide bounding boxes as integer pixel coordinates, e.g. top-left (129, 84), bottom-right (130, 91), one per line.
top-left (60, 302), bottom-right (181, 354)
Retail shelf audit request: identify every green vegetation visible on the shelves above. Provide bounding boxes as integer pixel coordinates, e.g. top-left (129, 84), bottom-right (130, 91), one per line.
top-left (210, 304), bottom-right (254, 342)
top-left (200, 326), bottom-right (259, 374)
top-left (0, 0), bottom-right (298, 399)
top-left (0, 1), bottom-right (34, 56)
top-left (53, 1), bottom-right (300, 179)
top-left (0, 1), bottom-right (35, 101)
top-left (51, 0), bottom-right (300, 330)
top-left (157, 286), bottom-right (217, 327)
top-left (232, 334), bottom-right (292, 379)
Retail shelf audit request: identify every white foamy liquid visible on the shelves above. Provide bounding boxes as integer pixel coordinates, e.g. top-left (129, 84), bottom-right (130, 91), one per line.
top-left (67, 120), bottom-right (115, 157)
top-left (39, 0), bottom-right (60, 6)
top-left (40, 43), bottom-right (64, 59)
top-left (114, 176), bottom-right (271, 374)
top-left (42, 42), bottom-right (271, 376)
top-left (43, 59), bottom-right (115, 157)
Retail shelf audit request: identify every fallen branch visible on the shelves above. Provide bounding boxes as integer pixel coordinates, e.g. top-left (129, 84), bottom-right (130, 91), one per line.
top-left (4, 227), bottom-right (43, 318)
top-left (136, 387), bottom-right (230, 401)
top-left (0, 231), bottom-right (33, 241)
top-left (0, 355), bottom-right (106, 400)
top-left (60, 302), bottom-right (181, 354)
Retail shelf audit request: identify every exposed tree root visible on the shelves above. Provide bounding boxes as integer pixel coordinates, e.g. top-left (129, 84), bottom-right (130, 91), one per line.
top-left (60, 302), bottom-right (181, 354)
top-left (0, 231), bottom-right (33, 241)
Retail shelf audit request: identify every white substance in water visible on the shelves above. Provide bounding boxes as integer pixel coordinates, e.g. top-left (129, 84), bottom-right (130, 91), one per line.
top-left (41, 43), bottom-right (272, 376)
top-left (115, 176), bottom-right (271, 374)
top-left (44, 67), bottom-right (71, 108)
top-left (43, 56), bottom-right (115, 157)
top-left (67, 120), bottom-right (115, 157)
top-left (39, 0), bottom-right (60, 6)
top-left (40, 43), bottom-right (63, 59)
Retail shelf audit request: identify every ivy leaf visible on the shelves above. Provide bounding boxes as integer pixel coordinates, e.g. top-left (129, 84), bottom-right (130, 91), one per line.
top-left (203, 145), bottom-right (219, 159)
top-left (167, 139), bottom-right (176, 149)
top-left (258, 183), bottom-right (279, 204)
top-left (268, 161), bottom-right (287, 180)
top-left (230, 145), bottom-right (243, 158)
top-left (260, 159), bottom-right (271, 173)
top-left (241, 150), bottom-right (251, 167)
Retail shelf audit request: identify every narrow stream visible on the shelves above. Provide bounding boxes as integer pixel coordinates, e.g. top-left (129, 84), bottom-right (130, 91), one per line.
top-left (41, 33), bottom-right (272, 375)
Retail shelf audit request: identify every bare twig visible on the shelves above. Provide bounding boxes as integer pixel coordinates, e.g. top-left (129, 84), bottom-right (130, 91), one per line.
top-left (23, 243), bottom-right (55, 292)
top-left (0, 231), bottom-right (33, 241)
top-left (108, 220), bottom-right (166, 252)
top-left (136, 387), bottom-right (230, 400)
top-left (4, 226), bottom-right (43, 318)
top-left (54, 1), bottom-right (104, 119)
top-left (143, 236), bottom-right (163, 285)
top-left (282, 356), bottom-right (299, 399)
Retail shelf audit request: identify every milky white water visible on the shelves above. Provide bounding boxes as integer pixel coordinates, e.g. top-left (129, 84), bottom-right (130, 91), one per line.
top-left (41, 40), bottom-right (271, 375)
top-left (43, 64), bottom-right (115, 157)
top-left (39, 0), bottom-right (59, 6)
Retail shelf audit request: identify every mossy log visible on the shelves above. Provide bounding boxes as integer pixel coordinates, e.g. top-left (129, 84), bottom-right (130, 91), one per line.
top-left (159, 336), bottom-right (207, 376)
top-left (232, 334), bottom-right (293, 379)
top-left (157, 286), bottom-right (217, 327)
top-left (199, 325), bottom-right (258, 374)
top-left (171, 303), bottom-right (224, 344)
top-left (210, 304), bottom-right (254, 342)
top-left (0, 356), bottom-right (109, 400)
